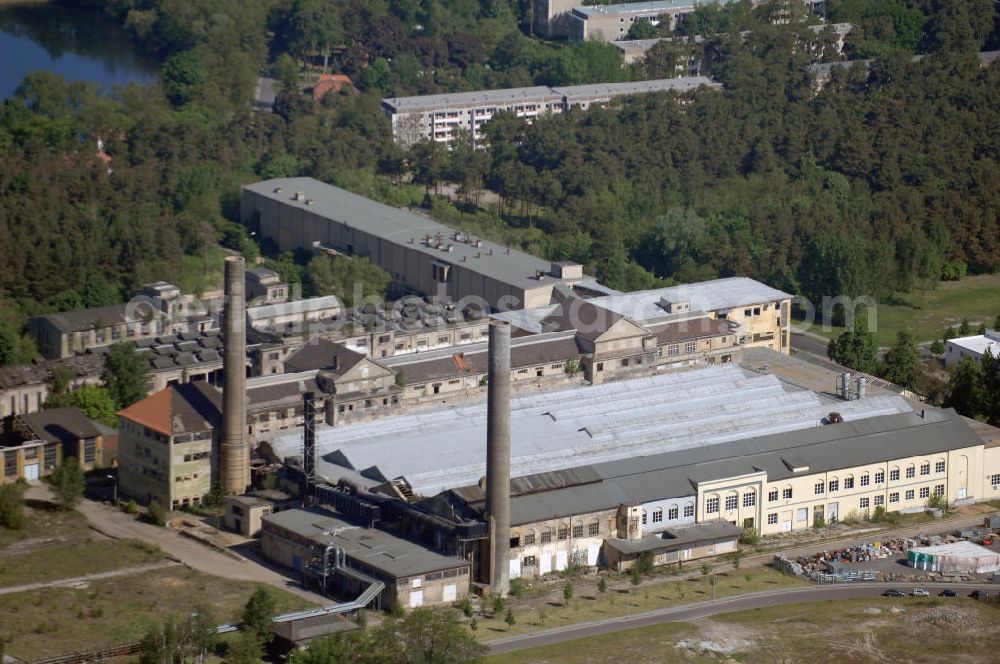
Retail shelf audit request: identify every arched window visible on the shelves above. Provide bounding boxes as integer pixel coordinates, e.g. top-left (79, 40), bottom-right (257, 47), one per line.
top-left (587, 519), bottom-right (600, 536)
top-left (906, 464), bottom-right (915, 479)
top-left (540, 527), bottom-right (553, 544)
top-left (668, 504), bottom-right (679, 520)
top-left (558, 524), bottom-right (569, 540)
top-left (889, 466), bottom-right (900, 482)
top-left (652, 508), bottom-right (663, 523)
top-left (683, 502), bottom-right (694, 518)
top-left (522, 530), bottom-right (536, 546)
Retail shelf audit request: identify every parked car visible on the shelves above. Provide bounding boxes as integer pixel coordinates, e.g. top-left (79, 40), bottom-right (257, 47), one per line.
top-left (883, 589), bottom-right (906, 597)
top-left (970, 590), bottom-right (992, 600)
top-left (939, 589), bottom-right (958, 597)
top-left (911, 588), bottom-right (930, 597)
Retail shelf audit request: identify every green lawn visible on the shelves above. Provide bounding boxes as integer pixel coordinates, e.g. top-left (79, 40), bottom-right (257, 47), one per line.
top-left (0, 501), bottom-right (91, 550)
top-left (474, 566), bottom-right (804, 639)
top-left (711, 597), bottom-right (1000, 663)
top-left (0, 566), bottom-right (315, 659)
top-left (0, 539), bottom-right (164, 588)
top-left (178, 244), bottom-right (232, 297)
top-left (800, 274), bottom-right (1000, 345)
top-left (489, 597), bottom-right (1000, 664)
top-left (485, 622), bottom-right (699, 664)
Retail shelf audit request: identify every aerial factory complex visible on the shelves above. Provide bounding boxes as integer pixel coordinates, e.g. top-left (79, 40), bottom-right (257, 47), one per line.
top-left (7, 176), bottom-right (999, 618)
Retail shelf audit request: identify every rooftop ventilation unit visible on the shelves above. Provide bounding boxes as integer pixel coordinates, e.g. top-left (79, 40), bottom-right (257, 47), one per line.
top-left (294, 191), bottom-right (305, 202)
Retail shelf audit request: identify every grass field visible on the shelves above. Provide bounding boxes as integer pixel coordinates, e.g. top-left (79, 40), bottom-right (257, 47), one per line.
top-left (0, 566), bottom-right (314, 659)
top-left (489, 597), bottom-right (1000, 663)
top-left (487, 622), bottom-right (700, 664)
top-left (178, 244), bottom-right (232, 297)
top-left (0, 500), bottom-right (91, 550)
top-left (472, 566), bottom-right (804, 639)
top-left (0, 538), bottom-right (165, 587)
top-left (801, 274), bottom-right (1000, 345)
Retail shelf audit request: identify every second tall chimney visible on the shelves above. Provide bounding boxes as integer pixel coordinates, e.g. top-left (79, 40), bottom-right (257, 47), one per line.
top-left (486, 319), bottom-right (511, 596)
top-left (221, 255), bottom-right (249, 495)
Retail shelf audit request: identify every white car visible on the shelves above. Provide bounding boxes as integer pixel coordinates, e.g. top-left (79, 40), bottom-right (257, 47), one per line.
top-left (911, 588), bottom-right (930, 597)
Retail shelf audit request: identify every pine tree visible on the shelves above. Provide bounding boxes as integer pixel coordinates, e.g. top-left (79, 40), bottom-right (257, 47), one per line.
top-left (945, 356), bottom-right (986, 418)
top-left (882, 331), bottom-right (920, 389)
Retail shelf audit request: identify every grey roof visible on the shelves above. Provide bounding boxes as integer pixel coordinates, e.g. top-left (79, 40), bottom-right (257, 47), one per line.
top-left (247, 296), bottom-right (342, 326)
top-left (19, 407), bottom-right (102, 443)
top-left (606, 521), bottom-right (744, 556)
top-left (263, 508), bottom-right (469, 578)
top-left (383, 86), bottom-right (561, 114)
top-left (382, 78), bottom-right (719, 115)
top-left (247, 372), bottom-right (319, 411)
top-left (34, 303), bottom-right (130, 333)
top-left (573, 0), bottom-right (739, 16)
top-left (383, 330), bottom-right (580, 384)
top-left (283, 339), bottom-right (367, 375)
top-left (554, 77), bottom-right (720, 100)
top-left (243, 178), bottom-right (556, 293)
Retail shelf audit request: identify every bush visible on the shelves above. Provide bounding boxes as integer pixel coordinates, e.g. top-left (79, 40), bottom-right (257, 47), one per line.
top-left (813, 516), bottom-right (826, 529)
top-left (491, 594), bottom-right (505, 616)
top-left (630, 567), bottom-right (641, 586)
top-left (930, 340), bottom-right (945, 355)
top-left (562, 581), bottom-right (574, 605)
top-left (842, 509), bottom-right (862, 525)
top-left (0, 482), bottom-right (27, 530)
top-left (146, 499), bottom-right (167, 526)
top-left (509, 576), bottom-right (527, 598)
top-left (504, 608), bottom-right (516, 631)
top-left (700, 563), bottom-right (712, 576)
top-left (49, 457), bottom-right (85, 510)
top-left (123, 499), bottom-right (139, 515)
top-left (458, 596), bottom-right (473, 618)
top-left (738, 526), bottom-right (759, 546)
top-left (597, 577), bottom-right (607, 593)
top-left (634, 551), bottom-right (654, 576)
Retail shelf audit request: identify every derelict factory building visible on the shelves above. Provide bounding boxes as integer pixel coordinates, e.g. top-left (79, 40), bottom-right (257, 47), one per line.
top-left (241, 178), bottom-right (597, 310)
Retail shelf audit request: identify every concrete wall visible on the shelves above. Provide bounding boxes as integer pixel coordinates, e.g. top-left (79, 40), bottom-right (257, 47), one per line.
top-left (118, 418), bottom-right (215, 509)
top-left (639, 496), bottom-right (696, 534)
top-left (0, 440), bottom-right (60, 484)
top-left (509, 510), bottom-right (617, 578)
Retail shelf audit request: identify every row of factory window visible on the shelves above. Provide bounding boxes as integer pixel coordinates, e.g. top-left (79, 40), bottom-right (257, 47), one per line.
top-left (642, 504), bottom-right (695, 524)
top-left (665, 342), bottom-right (698, 356)
top-left (514, 522), bottom-right (600, 547)
top-left (763, 486), bottom-right (947, 526)
top-left (706, 493), bottom-right (756, 514)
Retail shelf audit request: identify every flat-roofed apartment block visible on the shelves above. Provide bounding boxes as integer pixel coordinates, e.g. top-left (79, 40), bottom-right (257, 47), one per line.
top-left (534, 0), bottom-right (582, 37)
top-left (242, 177), bottom-right (595, 310)
top-left (117, 382), bottom-right (221, 509)
top-left (570, 0), bottom-right (747, 42)
top-left (261, 508), bottom-right (472, 609)
top-left (381, 78), bottom-right (720, 147)
top-left (382, 86), bottom-right (564, 147)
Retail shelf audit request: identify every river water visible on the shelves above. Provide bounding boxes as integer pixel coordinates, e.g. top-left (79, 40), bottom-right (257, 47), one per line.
top-left (0, 3), bottom-right (159, 99)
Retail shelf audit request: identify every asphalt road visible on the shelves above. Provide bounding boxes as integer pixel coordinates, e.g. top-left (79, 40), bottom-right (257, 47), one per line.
top-left (23, 485), bottom-right (328, 604)
top-left (791, 331), bottom-right (831, 358)
top-left (486, 582), bottom-right (996, 654)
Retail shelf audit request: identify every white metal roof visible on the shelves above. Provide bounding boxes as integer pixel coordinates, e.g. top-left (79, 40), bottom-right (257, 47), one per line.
top-left (947, 332), bottom-right (1000, 359)
top-left (493, 277), bottom-right (791, 331)
top-left (910, 541), bottom-right (1000, 557)
top-left (270, 363), bottom-right (910, 497)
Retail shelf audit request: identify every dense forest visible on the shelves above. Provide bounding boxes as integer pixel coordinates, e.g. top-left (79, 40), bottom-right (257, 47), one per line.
top-left (0, 0), bottom-right (998, 366)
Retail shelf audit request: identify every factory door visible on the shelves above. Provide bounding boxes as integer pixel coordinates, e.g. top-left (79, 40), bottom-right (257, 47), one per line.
top-left (539, 554), bottom-right (552, 575)
top-left (555, 550), bottom-right (568, 572)
top-left (956, 455), bottom-right (969, 498)
top-left (409, 590), bottom-right (423, 608)
top-left (24, 464), bottom-right (39, 481)
top-left (292, 554), bottom-right (302, 573)
top-left (509, 558), bottom-right (521, 579)
top-left (780, 511), bottom-right (792, 532)
top-left (587, 544), bottom-right (600, 566)
top-left (827, 502), bottom-right (839, 523)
